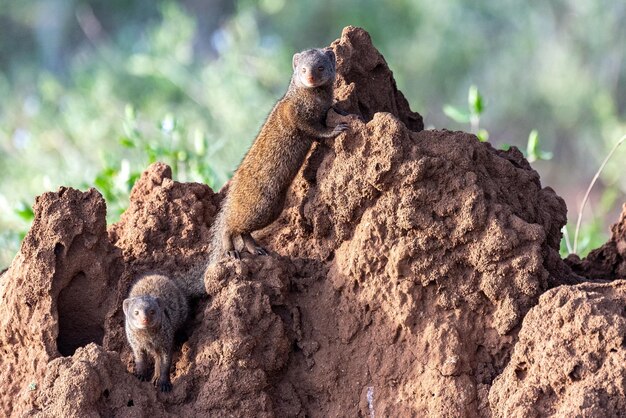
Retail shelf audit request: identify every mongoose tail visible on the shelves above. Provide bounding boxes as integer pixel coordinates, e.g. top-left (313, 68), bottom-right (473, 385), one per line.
top-left (170, 260), bottom-right (209, 297)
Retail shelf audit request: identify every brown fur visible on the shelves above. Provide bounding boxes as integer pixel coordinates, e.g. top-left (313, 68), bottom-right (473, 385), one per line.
top-left (123, 274), bottom-right (188, 392)
top-left (210, 48), bottom-right (348, 260)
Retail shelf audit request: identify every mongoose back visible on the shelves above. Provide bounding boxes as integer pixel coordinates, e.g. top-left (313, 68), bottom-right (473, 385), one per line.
top-left (123, 273), bottom-right (188, 392)
top-left (210, 48), bottom-right (348, 260)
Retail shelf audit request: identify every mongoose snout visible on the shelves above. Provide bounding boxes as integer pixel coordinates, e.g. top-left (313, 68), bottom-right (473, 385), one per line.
top-left (124, 296), bottom-right (162, 329)
top-left (294, 49), bottom-right (335, 88)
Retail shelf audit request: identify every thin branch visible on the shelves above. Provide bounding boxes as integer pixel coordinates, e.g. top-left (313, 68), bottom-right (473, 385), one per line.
top-left (573, 134), bottom-right (626, 254)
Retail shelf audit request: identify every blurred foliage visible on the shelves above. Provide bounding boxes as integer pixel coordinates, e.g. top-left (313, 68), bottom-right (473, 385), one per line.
top-left (525, 130), bottom-right (553, 163)
top-left (0, 2), bottom-right (284, 266)
top-left (1, 0), bottom-right (626, 267)
top-left (444, 84), bottom-right (490, 141)
top-left (444, 85), bottom-right (609, 258)
top-left (444, 86), bottom-right (553, 160)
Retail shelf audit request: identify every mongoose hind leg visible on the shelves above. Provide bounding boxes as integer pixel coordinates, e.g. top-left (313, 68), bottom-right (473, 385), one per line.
top-left (222, 228), bottom-right (241, 259)
top-left (242, 233), bottom-right (268, 256)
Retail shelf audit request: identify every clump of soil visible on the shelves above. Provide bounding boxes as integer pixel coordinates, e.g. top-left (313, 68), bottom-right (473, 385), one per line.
top-left (566, 203), bottom-right (626, 280)
top-left (490, 281), bottom-right (626, 416)
top-left (1, 25), bottom-right (625, 417)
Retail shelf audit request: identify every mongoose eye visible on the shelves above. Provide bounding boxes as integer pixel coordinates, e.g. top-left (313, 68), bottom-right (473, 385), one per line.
top-left (134, 310), bottom-right (139, 316)
top-left (301, 67), bottom-right (307, 73)
top-left (317, 66), bottom-right (324, 72)
top-left (150, 309), bottom-right (155, 315)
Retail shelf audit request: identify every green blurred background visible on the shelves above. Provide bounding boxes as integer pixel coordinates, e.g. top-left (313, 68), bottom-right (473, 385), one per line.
top-left (1, 0), bottom-right (625, 268)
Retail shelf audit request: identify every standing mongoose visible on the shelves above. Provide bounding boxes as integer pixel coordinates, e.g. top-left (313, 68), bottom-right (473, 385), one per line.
top-left (123, 273), bottom-right (189, 392)
top-left (209, 47), bottom-right (348, 261)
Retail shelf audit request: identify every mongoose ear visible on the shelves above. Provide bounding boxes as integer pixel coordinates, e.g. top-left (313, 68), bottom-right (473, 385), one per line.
top-left (122, 298), bottom-right (131, 316)
top-left (324, 48), bottom-right (336, 63)
top-left (323, 48), bottom-right (336, 71)
top-left (292, 52), bottom-right (301, 70)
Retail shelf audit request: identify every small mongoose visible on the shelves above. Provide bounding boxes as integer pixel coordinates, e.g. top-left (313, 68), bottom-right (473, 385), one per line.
top-left (209, 47), bottom-right (348, 261)
top-left (123, 273), bottom-right (189, 392)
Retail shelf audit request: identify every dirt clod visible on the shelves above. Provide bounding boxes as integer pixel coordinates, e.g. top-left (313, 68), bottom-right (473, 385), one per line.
top-left (566, 203), bottom-right (626, 281)
top-left (490, 281), bottom-right (626, 416)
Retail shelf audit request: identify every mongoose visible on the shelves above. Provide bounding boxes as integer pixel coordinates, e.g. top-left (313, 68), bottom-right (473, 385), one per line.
top-left (123, 273), bottom-right (189, 392)
top-left (209, 48), bottom-right (348, 261)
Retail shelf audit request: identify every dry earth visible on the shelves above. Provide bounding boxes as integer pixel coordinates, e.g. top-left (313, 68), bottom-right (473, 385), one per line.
top-left (1, 26), bottom-right (625, 417)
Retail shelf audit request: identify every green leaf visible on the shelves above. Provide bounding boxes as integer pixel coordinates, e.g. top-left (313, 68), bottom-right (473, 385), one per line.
top-left (119, 137), bottom-right (135, 148)
top-left (94, 173), bottom-right (114, 198)
top-left (124, 104), bottom-right (136, 121)
top-left (526, 129), bottom-right (539, 154)
top-left (177, 150), bottom-right (188, 161)
top-left (477, 129), bottom-right (489, 142)
top-left (539, 150), bottom-right (553, 160)
top-left (443, 105), bottom-right (471, 123)
top-left (500, 143), bottom-right (511, 151)
top-left (127, 172), bottom-right (141, 191)
top-left (194, 129), bottom-right (206, 155)
top-left (468, 85), bottom-right (484, 116)
top-left (14, 201), bottom-right (34, 222)
top-left (526, 130), bottom-right (552, 162)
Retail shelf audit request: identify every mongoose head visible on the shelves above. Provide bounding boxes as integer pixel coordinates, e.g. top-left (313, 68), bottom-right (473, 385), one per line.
top-left (292, 48), bottom-right (336, 88)
top-left (123, 296), bottom-right (163, 330)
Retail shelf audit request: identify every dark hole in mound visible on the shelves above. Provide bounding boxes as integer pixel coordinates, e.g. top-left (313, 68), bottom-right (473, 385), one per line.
top-left (103, 389), bottom-right (109, 398)
top-left (392, 325), bottom-right (402, 344)
top-left (514, 362), bottom-right (527, 381)
top-left (568, 364), bottom-right (582, 381)
top-left (54, 243), bottom-right (64, 257)
top-left (57, 271), bottom-right (105, 356)
top-left (271, 305), bottom-right (292, 328)
top-left (127, 400), bottom-right (134, 407)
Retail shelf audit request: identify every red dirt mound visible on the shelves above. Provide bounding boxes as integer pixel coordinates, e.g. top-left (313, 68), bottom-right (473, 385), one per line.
top-left (257, 93), bottom-right (570, 415)
top-left (490, 281), bottom-right (626, 416)
top-left (332, 26), bottom-right (424, 132)
top-left (0, 187), bottom-right (123, 415)
top-left (1, 25), bottom-right (623, 417)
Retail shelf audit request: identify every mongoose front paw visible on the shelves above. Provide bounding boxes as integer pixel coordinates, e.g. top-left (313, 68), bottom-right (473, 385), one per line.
top-left (153, 377), bottom-right (172, 392)
top-left (332, 123), bottom-right (349, 136)
top-left (226, 250), bottom-right (241, 260)
top-left (134, 371), bottom-right (150, 382)
top-left (255, 247), bottom-right (268, 256)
